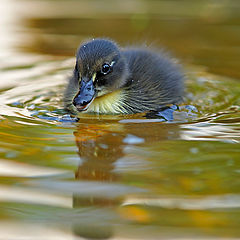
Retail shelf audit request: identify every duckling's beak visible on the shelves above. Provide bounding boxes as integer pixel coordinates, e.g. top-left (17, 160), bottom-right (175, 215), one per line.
top-left (73, 77), bottom-right (96, 111)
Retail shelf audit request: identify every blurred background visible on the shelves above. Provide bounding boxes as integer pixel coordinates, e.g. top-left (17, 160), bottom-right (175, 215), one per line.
top-left (1, 0), bottom-right (240, 78)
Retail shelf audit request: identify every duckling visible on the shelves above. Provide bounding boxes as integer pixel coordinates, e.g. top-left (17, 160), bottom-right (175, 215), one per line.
top-left (64, 38), bottom-right (184, 114)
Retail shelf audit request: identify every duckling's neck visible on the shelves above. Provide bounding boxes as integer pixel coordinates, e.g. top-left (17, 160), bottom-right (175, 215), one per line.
top-left (85, 89), bottom-right (127, 114)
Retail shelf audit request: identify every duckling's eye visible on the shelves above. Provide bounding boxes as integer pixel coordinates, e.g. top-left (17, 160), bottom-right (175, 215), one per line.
top-left (101, 63), bottom-right (111, 75)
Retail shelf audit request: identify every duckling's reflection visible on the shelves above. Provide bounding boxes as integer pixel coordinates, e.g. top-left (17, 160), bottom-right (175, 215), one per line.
top-left (72, 118), bottom-right (180, 239)
top-left (74, 123), bottom-right (123, 183)
top-left (72, 121), bottom-right (124, 239)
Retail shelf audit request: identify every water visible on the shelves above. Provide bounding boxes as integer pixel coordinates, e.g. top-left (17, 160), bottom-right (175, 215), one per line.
top-left (0, 0), bottom-right (240, 239)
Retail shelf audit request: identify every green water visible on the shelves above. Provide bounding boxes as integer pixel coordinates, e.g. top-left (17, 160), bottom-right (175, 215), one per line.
top-left (0, 0), bottom-right (240, 239)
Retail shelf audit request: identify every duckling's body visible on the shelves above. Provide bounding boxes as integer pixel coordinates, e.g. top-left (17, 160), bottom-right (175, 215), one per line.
top-left (64, 39), bottom-right (184, 114)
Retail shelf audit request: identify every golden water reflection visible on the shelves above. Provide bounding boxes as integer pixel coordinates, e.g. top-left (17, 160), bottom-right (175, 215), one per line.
top-left (71, 118), bottom-right (240, 239)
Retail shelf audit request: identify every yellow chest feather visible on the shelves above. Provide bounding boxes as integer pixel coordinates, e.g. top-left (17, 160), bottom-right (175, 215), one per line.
top-left (86, 90), bottom-right (126, 114)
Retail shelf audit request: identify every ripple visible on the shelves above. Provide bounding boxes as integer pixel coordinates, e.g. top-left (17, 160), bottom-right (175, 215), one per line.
top-left (123, 194), bottom-right (240, 210)
top-left (181, 122), bottom-right (240, 142)
top-left (0, 54), bottom-right (240, 240)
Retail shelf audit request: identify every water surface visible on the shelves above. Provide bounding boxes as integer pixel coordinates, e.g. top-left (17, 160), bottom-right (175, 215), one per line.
top-left (0, 0), bottom-right (240, 239)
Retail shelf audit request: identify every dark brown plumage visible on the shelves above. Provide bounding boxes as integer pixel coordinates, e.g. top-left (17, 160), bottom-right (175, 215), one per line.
top-left (64, 38), bottom-right (184, 114)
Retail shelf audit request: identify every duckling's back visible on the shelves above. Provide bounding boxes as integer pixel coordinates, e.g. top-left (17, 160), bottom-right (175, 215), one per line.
top-left (121, 48), bottom-right (184, 113)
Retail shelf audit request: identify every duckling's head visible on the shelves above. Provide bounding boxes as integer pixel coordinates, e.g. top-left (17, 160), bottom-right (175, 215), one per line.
top-left (72, 39), bottom-right (129, 112)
